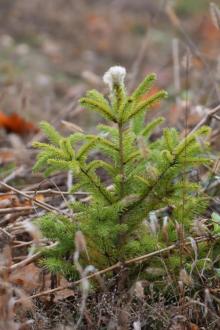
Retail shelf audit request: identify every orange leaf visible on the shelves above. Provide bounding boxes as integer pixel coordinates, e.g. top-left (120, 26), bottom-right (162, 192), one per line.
top-left (10, 264), bottom-right (41, 293)
top-left (0, 111), bottom-right (39, 135)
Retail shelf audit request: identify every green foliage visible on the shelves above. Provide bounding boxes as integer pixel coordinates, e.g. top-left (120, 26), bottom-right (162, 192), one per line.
top-left (33, 66), bottom-right (214, 286)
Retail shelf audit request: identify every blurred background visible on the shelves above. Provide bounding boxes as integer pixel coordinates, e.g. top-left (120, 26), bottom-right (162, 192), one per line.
top-left (1, 2), bottom-right (220, 328)
top-left (0, 0), bottom-right (219, 136)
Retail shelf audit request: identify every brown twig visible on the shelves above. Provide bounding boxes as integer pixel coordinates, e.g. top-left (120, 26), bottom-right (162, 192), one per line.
top-left (0, 206), bottom-right (33, 215)
top-left (189, 104), bottom-right (220, 135)
top-left (0, 189), bottom-right (88, 196)
top-left (23, 234), bottom-right (220, 301)
top-left (9, 242), bottom-right (58, 273)
top-left (0, 227), bottom-right (13, 239)
top-left (0, 181), bottom-right (70, 216)
top-left (12, 240), bottom-right (47, 248)
top-left (2, 166), bottom-right (25, 184)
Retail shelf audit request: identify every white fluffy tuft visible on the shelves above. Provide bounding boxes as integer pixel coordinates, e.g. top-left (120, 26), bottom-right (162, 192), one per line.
top-left (103, 66), bottom-right (126, 90)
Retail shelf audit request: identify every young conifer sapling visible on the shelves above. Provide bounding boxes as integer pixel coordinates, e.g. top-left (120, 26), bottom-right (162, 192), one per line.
top-left (33, 66), bottom-right (212, 284)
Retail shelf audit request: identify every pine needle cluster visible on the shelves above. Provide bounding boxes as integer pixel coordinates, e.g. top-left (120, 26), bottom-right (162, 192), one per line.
top-left (33, 66), bottom-right (212, 282)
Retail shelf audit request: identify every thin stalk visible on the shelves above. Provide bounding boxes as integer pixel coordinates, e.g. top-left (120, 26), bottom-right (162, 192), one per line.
top-left (80, 168), bottom-right (112, 204)
top-left (117, 122), bottom-right (126, 251)
top-left (118, 122), bottom-right (125, 201)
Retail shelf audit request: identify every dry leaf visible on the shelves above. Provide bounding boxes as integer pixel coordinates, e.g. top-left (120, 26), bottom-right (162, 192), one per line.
top-left (0, 111), bottom-right (38, 135)
top-left (10, 264), bottom-right (41, 293)
top-left (0, 149), bottom-right (16, 164)
top-left (200, 18), bottom-right (220, 42)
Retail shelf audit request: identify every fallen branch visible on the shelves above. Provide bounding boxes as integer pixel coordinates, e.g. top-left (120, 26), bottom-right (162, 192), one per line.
top-left (0, 181), bottom-right (70, 216)
top-left (23, 233), bottom-right (220, 301)
top-left (0, 206), bottom-right (33, 215)
top-left (9, 242), bottom-right (58, 273)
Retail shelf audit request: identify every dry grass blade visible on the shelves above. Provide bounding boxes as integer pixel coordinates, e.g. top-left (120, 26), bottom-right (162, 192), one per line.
top-left (210, 2), bottom-right (220, 30)
top-left (61, 120), bottom-right (84, 133)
